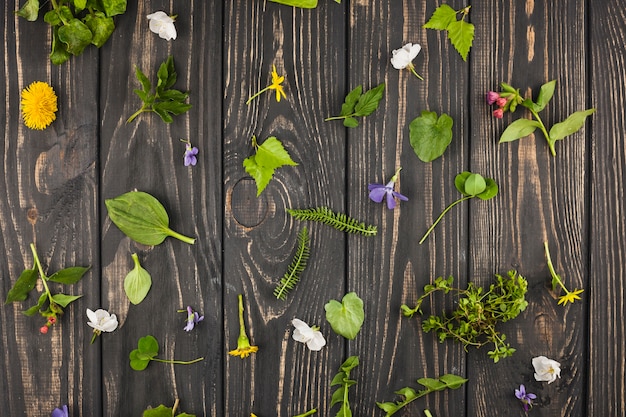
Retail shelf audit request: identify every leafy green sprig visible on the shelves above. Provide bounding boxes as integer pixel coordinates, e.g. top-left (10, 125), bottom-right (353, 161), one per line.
top-left (16, 0), bottom-right (127, 64)
top-left (424, 4), bottom-right (474, 61)
top-left (130, 335), bottom-right (204, 371)
top-left (419, 171), bottom-right (498, 244)
top-left (288, 207), bottom-right (377, 236)
top-left (274, 227), bottom-right (310, 300)
top-left (127, 56), bottom-right (192, 124)
top-left (330, 356), bottom-right (359, 417)
top-left (376, 374), bottom-right (468, 416)
top-left (497, 80), bottom-right (595, 156)
top-left (325, 83), bottom-right (385, 128)
top-left (143, 399), bottom-right (195, 417)
top-left (243, 135), bottom-right (298, 196)
top-left (401, 270), bottom-right (528, 362)
top-left (5, 243), bottom-right (89, 333)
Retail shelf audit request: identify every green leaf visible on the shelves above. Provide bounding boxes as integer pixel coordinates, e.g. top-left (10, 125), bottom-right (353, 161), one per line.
top-left (477, 178), bottom-right (498, 201)
top-left (409, 111), bottom-right (454, 162)
top-left (535, 80), bottom-right (556, 112)
top-left (340, 86), bottom-right (362, 117)
top-left (5, 269), bottom-right (38, 303)
top-left (454, 171), bottom-right (472, 194)
top-left (124, 253), bottom-right (152, 305)
top-left (73, 0), bottom-right (87, 10)
top-left (439, 374), bottom-right (469, 389)
top-left (44, 10), bottom-right (61, 25)
top-left (243, 156), bottom-right (274, 197)
top-left (549, 108), bottom-right (596, 141)
top-left (130, 335), bottom-right (159, 371)
top-left (57, 18), bottom-right (93, 56)
top-left (50, 26), bottom-right (71, 65)
top-left (243, 136), bottom-right (297, 196)
top-left (15, 0), bottom-right (39, 21)
top-left (101, 0), bottom-right (126, 17)
top-left (51, 293), bottom-right (82, 308)
top-left (463, 173), bottom-right (487, 196)
top-left (447, 19), bottom-right (474, 61)
top-left (423, 4), bottom-right (456, 30)
top-left (135, 67), bottom-right (152, 94)
top-left (330, 356), bottom-right (359, 417)
top-left (48, 266), bottom-right (90, 284)
top-left (105, 190), bottom-right (195, 245)
top-left (23, 293), bottom-right (48, 316)
top-left (325, 292), bottom-right (364, 339)
top-left (287, 207), bottom-right (377, 236)
top-left (153, 100), bottom-right (193, 116)
top-left (269, 0), bottom-right (318, 8)
top-left (417, 377), bottom-right (446, 391)
top-left (143, 405), bottom-right (173, 417)
top-left (353, 83), bottom-right (385, 117)
top-left (84, 13), bottom-right (115, 47)
top-left (274, 227), bottom-right (310, 300)
top-left (499, 118), bottom-right (541, 143)
top-left (343, 117), bottom-right (359, 128)
top-left (156, 58), bottom-right (171, 95)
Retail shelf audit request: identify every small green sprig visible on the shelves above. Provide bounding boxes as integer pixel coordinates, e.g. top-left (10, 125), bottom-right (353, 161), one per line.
top-left (127, 56), bottom-right (192, 124)
top-left (142, 399), bottom-right (195, 417)
top-left (129, 335), bottom-right (204, 371)
top-left (401, 270), bottom-right (528, 362)
top-left (330, 356), bottom-right (359, 417)
top-left (376, 374), bottom-right (468, 416)
top-left (497, 80), bottom-right (595, 156)
top-left (243, 135), bottom-right (298, 197)
top-left (5, 243), bottom-right (89, 334)
top-left (325, 83), bottom-right (385, 128)
top-left (419, 171), bottom-right (498, 244)
top-left (274, 227), bottom-right (310, 300)
top-left (544, 241), bottom-right (584, 306)
top-left (424, 4), bottom-right (474, 61)
top-left (287, 207), bottom-right (377, 236)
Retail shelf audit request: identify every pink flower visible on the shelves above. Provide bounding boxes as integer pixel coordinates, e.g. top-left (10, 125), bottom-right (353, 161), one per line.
top-left (495, 97), bottom-right (508, 108)
top-left (486, 91), bottom-right (500, 105)
top-left (493, 108), bottom-right (504, 119)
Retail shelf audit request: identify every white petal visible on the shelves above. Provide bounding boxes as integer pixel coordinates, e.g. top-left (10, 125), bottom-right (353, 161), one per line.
top-left (100, 315), bottom-right (118, 332)
top-left (391, 49), bottom-right (411, 69)
top-left (408, 43), bottom-right (421, 60)
top-left (147, 11), bottom-right (169, 21)
top-left (86, 308), bottom-right (98, 325)
top-left (306, 333), bottom-right (326, 351)
top-left (292, 328), bottom-right (310, 343)
top-left (160, 24), bottom-right (177, 40)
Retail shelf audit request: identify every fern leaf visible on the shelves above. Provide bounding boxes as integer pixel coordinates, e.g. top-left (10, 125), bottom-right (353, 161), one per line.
top-left (287, 207), bottom-right (377, 236)
top-left (274, 227), bottom-right (310, 300)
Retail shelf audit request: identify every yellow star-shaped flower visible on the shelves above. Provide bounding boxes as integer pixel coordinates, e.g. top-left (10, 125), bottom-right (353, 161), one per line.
top-left (557, 288), bottom-right (584, 306)
top-left (268, 65), bottom-right (286, 102)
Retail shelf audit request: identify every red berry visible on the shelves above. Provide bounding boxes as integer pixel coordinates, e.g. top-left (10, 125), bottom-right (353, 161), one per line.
top-left (40, 326), bottom-right (49, 334)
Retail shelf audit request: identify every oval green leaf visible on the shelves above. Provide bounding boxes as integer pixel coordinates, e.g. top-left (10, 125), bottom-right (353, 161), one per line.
top-left (463, 173), bottom-right (486, 196)
top-left (51, 293), bottom-right (82, 308)
top-left (48, 266), bottom-right (91, 284)
top-left (499, 118), bottom-right (541, 143)
top-left (124, 254), bottom-right (152, 305)
top-left (549, 108), bottom-right (596, 141)
top-left (5, 269), bottom-right (38, 303)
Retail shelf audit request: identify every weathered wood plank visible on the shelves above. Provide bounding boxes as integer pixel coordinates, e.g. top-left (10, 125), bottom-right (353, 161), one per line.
top-left (347, 1), bottom-right (468, 415)
top-left (588, 1), bottom-right (626, 414)
top-left (469, 1), bottom-right (588, 416)
top-left (223, 1), bottom-right (347, 416)
top-left (0, 1), bottom-right (101, 415)
top-left (98, 1), bottom-right (223, 415)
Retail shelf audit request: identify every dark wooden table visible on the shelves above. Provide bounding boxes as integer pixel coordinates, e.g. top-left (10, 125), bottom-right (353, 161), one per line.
top-left (2, 1), bottom-right (624, 416)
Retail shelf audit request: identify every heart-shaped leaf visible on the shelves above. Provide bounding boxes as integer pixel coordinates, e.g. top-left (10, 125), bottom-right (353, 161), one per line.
top-left (325, 292), bottom-right (364, 339)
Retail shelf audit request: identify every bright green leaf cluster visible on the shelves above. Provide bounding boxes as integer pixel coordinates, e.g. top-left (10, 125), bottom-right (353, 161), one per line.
top-left (325, 292), bottom-right (364, 339)
top-left (409, 111), bottom-right (454, 162)
top-left (243, 136), bottom-right (298, 196)
top-left (424, 4), bottom-right (474, 61)
top-left (325, 83), bottom-right (385, 128)
top-left (274, 227), bottom-right (310, 300)
top-left (376, 374), bottom-right (468, 416)
top-left (287, 206), bottom-right (377, 236)
top-left (129, 335), bottom-right (203, 371)
top-left (419, 171), bottom-right (498, 244)
top-left (401, 270), bottom-right (528, 362)
top-left (127, 56), bottom-right (192, 124)
top-left (5, 243), bottom-right (89, 324)
top-left (16, 0), bottom-right (126, 65)
top-left (330, 356), bottom-right (359, 417)
top-left (498, 80), bottom-right (595, 156)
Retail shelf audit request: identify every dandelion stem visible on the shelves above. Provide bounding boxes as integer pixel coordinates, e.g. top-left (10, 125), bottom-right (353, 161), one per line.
top-left (246, 86), bottom-right (270, 105)
top-left (544, 241), bottom-right (567, 291)
top-left (152, 357), bottom-right (204, 365)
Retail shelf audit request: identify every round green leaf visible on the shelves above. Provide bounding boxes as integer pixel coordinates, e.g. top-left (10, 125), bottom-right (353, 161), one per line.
top-left (325, 292), bottom-right (364, 340)
top-left (463, 173), bottom-right (486, 196)
top-left (476, 178), bottom-right (499, 200)
top-left (57, 18), bottom-right (93, 56)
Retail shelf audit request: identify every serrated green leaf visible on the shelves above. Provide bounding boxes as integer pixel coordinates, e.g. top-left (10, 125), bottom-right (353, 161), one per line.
top-left (24, 293), bottom-right (48, 316)
top-left (15, 0), bottom-right (39, 21)
top-left (84, 13), bottom-right (115, 47)
top-left (549, 108), bottom-right (596, 141)
top-left (340, 86), bottom-right (362, 117)
top-left (447, 19), bottom-right (474, 61)
top-left (269, 0), bottom-right (318, 8)
top-left (51, 293), bottom-right (82, 308)
top-left (124, 253), bottom-right (152, 304)
top-left (274, 227), bottom-right (310, 300)
top-left (499, 118), bottom-right (541, 143)
top-left (5, 269), bottom-right (38, 303)
top-left (439, 374), bottom-right (468, 389)
top-left (153, 100), bottom-right (192, 116)
top-left (48, 266), bottom-right (90, 284)
top-left (152, 105), bottom-right (174, 123)
top-left (243, 156), bottom-right (275, 197)
top-left (423, 4), bottom-right (456, 30)
top-left (101, 0), bottom-right (126, 17)
top-left (255, 137), bottom-right (298, 169)
top-left (325, 292), bottom-right (364, 339)
top-left (417, 377), bottom-right (446, 391)
top-left (535, 80), bottom-right (556, 112)
top-left (135, 67), bottom-right (152, 94)
top-left (343, 117), bottom-right (359, 128)
top-left (409, 111), bottom-right (454, 162)
top-left (58, 18), bottom-right (93, 56)
top-left (354, 83), bottom-right (385, 117)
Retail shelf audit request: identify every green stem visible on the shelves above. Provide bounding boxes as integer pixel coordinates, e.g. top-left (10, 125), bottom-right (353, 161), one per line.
top-left (424, 410), bottom-right (434, 417)
top-left (419, 196), bottom-right (473, 244)
top-left (151, 357), bottom-right (204, 365)
top-left (246, 86), bottom-right (271, 105)
top-left (408, 65), bottom-right (424, 81)
top-left (528, 108), bottom-right (555, 156)
top-left (126, 105), bottom-right (151, 124)
top-left (166, 228), bottom-right (196, 245)
top-left (293, 409), bottom-right (317, 417)
top-left (237, 294), bottom-right (248, 339)
top-left (30, 243), bottom-right (54, 305)
top-left (172, 399), bottom-right (180, 415)
top-left (544, 241), bottom-right (567, 291)
top-left (324, 115), bottom-right (349, 121)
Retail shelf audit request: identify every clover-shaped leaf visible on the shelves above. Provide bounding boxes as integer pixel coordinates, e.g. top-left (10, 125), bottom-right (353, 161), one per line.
top-left (325, 292), bottom-right (364, 339)
top-left (130, 335), bottom-right (159, 371)
top-left (454, 171), bottom-right (498, 200)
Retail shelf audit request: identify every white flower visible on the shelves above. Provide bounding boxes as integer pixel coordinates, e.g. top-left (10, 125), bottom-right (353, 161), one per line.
top-left (391, 43), bottom-right (422, 70)
top-left (532, 356), bottom-right (561, 384)
top-left (147, 11), bottom-right (177, 41)
top-left (86, 308), bottom-right (118, 333)
top-left (292, 318), bottom-right (326, 351)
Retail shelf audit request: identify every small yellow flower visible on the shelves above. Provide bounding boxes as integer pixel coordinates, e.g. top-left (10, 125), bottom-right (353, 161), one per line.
top-left (557, 288), bottom-right (584, 306)
top-left (246, 65), bottom-right (287, 105)
top-left (228, 294), bottom-right (258, 359)
top-left (228, 345), bottom-right (259, 359)
top-left (21, 81), bottom-right (58, 130)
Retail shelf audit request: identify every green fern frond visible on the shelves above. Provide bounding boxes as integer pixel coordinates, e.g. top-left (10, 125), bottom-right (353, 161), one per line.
top-left (274, 227), bottom-right (310, 300)
top-left (287, 207), bottom-right (377, 236)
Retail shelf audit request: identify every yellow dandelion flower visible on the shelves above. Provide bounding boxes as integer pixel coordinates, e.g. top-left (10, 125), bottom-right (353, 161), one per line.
top-left (228, 294), bottom-right (258, 359)
top-left (21, 81), bottom-right (58, 130)
top-left (228, 345), bottom-right (259, 359)
top-left (557, 288), bottom-right (584, 306)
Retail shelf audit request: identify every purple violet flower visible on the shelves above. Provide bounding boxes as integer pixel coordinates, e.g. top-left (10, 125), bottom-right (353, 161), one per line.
top-left (184, 143), bottom-right (199, 166)
top-left (183, 306), bottom-right (204, 332)
top-left (51, 405), bottom-right (69, 417)
top-left (515, 384), bottom-right (537, 412)
top-left (368, 167), bottom-right (408, 210)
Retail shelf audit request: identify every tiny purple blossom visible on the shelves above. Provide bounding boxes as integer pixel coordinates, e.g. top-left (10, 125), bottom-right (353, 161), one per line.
top-left (183, 306), bottom-right (204, 332)
top-left (515, 384), bottom-right (537, 412)
top-left (51, 405), bottom-right (69, 417)
top-left (368, 167), bottom-right (408, 210)
top-left (486, 91), bottom-right (500, 105)
top-left (184, 143), bottom-right (199, 166)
